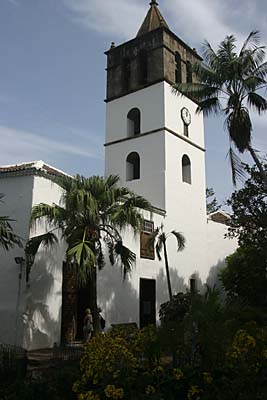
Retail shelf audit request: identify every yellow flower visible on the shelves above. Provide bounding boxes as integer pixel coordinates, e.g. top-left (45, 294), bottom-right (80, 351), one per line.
top-left (188, 385), bottom-right (203, 400)
top-left (145, 385), bottom-right (156, 395)
top-left (203, 372), bottom-right (213, 385)
top-left (104, 385), bottom-right (124, 399)
top-left (173, 368), bottom-right (184, 380)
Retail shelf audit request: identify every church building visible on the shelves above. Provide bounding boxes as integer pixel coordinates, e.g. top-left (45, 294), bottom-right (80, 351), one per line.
top-left (0, 1), bottom-right (237, 349)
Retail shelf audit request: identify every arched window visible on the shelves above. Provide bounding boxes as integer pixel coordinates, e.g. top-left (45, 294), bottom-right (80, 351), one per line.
top-left (122, 57), bottom-right (131, 91)
top-left (138, 50), bottom-right (148, 85)
top-left (182, 155), bottom-right (191, 184)
top-left (175, 52), bottom-right (182, 84)
top-left (126, 152), bottom-right (140, 181)
top-left (186, 61), bottom-right (192, 83)
top-left (127, 108), bottom-right (141, 137)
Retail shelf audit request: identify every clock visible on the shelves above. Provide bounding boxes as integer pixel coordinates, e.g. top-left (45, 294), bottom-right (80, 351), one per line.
top-left (181, 107), bottom-right (191, 125)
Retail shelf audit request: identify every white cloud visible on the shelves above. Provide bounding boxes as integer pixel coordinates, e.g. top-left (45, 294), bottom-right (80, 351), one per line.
top-left (0, 125), bottom-right (103, 167)
top-left (62, 0), bottom-right (267, 50)
top-left (62, 0), bottom-right (146, 40)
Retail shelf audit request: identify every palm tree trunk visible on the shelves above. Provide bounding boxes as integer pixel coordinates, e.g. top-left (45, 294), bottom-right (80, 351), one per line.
top-left (163, 240), bottom-right (173, 301)
top-left (89, 266), bottom-right (100, 333)
top-left (247, 145), bottom-right (267, 186)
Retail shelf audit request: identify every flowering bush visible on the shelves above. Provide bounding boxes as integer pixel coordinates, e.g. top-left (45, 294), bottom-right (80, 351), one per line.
top-left (73, 322), bottom-right (267, 399)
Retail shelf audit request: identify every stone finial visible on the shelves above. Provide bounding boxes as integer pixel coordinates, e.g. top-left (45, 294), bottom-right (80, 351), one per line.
top-left (110, 41), bottom-right (116, 49)
top-left (150, 0), bottom-right (159, 6)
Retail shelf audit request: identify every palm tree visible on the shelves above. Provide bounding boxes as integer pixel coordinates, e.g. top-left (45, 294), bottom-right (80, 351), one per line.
top-left (0, 194), bottom-right (22, 250)
top-left (26, 175), bottom-right (151, 331)
top-left (173, 31), bottom-right (267, 185)
top-left (151, 225), bottom-right (185, 301)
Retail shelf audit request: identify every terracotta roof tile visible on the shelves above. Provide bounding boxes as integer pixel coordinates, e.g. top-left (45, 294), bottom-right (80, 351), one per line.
top-left (0, 160), bottom-right (70, 179)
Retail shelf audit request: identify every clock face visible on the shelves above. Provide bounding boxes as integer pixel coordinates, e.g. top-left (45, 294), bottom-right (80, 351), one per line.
top-left (181, 107), bottom-right (191, 125)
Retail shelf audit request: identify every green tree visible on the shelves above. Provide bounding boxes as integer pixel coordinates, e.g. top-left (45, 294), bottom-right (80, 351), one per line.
top-left (227, 162), bottom-right (267, 250)
top-left (174, 31), bottom-right (267, 185)
top-left (151, 225), bottom-right (185, 301)
top-left (206, 187), bottom-right (220, 214)
top-left (0, 194), bottom-right (22, 250)
top-left (220, 246), bottom-right (267, 308)
top-left (26, 175), bottom-right (151, 331)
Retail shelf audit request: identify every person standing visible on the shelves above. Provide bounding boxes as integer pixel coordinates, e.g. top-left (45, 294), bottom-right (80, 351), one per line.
top-left (83, 308), bottom-right (93, 342)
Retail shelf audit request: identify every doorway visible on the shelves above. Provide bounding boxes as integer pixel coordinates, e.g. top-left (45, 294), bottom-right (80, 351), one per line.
top-left (139, 278), bottom-right (156, 329)
top-left (76, 285), bottom-right (90, 340)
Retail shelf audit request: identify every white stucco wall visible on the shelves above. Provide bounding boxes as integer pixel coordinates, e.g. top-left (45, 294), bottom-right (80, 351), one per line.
top-left (0, 173), bottom-right (66, 350)
top-left (104, 80), bottom-right (238, 329)
top-left (206, 219), bottom-right (238, 287)
top-left (0, 175), bottom-right (33, 346)
top-left (22, 176), bottom-right (66, 350)
top-left (106, 82), bottom-right (165, 143)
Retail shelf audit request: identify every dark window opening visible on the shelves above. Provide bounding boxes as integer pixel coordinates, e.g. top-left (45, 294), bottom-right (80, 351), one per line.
top-left (184, 123), bottom-right (189, 137)
top-left (175, 52), bottom-right (182, 84)
top-left (182, 154), bottom-right (191, 184)
top-left (140, 220), bottom-right (154, 260)
top-left (138, 50), bottom-right (148, 85)
top-left (122, 57), bottom-right (131, 91)
top-left (126, 152), bottom-right (140, 181)
top-left (127, 108), bottom-right (141, 136)
top-left (190, 276), bottom-right (197, 293)
top-left (186, 61), bottom-right (192, 83)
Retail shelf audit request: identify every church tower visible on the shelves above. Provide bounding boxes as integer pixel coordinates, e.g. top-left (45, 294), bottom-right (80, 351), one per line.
top-left (104, 1), bottom-right (208, 317)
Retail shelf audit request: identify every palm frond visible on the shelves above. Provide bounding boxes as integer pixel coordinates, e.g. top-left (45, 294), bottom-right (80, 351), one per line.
top-left (247, 92), bottom-right (267, 114)
top-left (0, 216), bottom-right (23, 250)
top-left (201, 40), bottom-right (218, 68)
top-left (155, 232), bottom-right (166, 261)
top-left (171, 230), bottom-right (186, 252)
top-left (105, 174), bottom-right (120, 189)
top-left (239, 30), bottom-right (261, 55)
top-left (25, 231), bottom-right (58, 258)
top-left (226, 147), bottom-right (247, 186)
top-left (67, 238), bottom-right (96, 268)
top-left (31, 203), bottom-right (66, 229)
top-left (197, 98), bottom-right (221, 116)
top-left (114, 240), bottom-right (136, 279)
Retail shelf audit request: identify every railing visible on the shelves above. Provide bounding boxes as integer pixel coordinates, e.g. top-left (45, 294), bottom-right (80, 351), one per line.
top-left (0, 343), bottom-right (27, 379)
top-left (53, 343), bottom-right (84, 361)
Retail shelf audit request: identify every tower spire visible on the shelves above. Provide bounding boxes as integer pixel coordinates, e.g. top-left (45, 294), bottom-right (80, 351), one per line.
top-left (137, 0), bottom-right (168, 37)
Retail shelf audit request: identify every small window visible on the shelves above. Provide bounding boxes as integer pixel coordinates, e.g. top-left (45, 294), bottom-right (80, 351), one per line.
top-left (122, 57), bottom-right (131, 91)
top-left (126, 152), bottom-right (140, 181)
top-left (186, 61), bottom-right (192, 83)
top-left (183, 123), bottom-right (189, 137)
top-left (140, 220), bottom-right (155, 259)
top-left (182, 155), bottom-right (191, 184)
top-left (189, 276), bottom-right (197, 293)
top-left (138, 50), bottom-right (148, 85)
top-left (127, 108), bottom-right (141, 137)
top-left (175, 52), bottom-right (182, 84)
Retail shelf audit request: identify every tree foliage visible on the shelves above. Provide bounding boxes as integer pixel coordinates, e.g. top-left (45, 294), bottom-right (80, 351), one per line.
top-left (27, 174), bottom-right (151, 330)
top-left (206, 187), bottom-right (220, 214)
top-left (173, 31), bottom-right (267, 185)
top-left (220, 246), bottom-right (267, 308)
top-left (0, 194), bottom-right (22, 251)
top-left (150, 225), bottom-right (185, 300)
top-left (226, 162), bottom-right (267, 250)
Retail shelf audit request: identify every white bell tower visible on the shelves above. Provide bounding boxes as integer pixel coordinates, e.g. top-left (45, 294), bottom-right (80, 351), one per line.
top-left (104, 0), bottom-right (208, 299)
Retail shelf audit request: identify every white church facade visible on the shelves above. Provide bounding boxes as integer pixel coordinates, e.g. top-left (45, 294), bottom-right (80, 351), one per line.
top-left (0, 1), bottom-right (237, 349)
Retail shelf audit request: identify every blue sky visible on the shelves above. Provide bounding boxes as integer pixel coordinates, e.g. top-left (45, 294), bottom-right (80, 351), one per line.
top-left (0, 0), bottom-right (266, 204)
